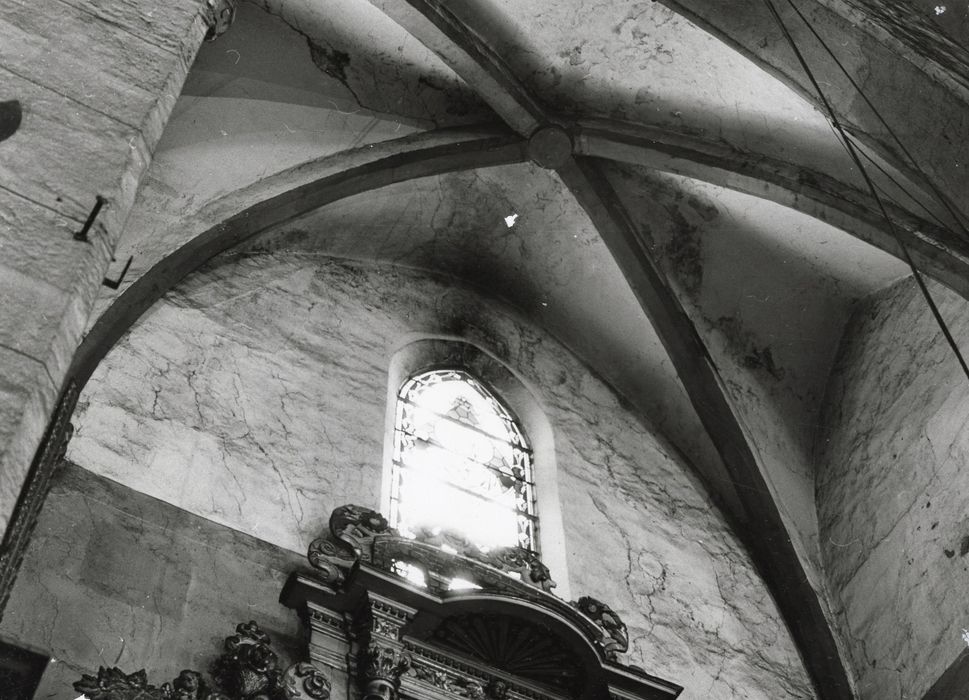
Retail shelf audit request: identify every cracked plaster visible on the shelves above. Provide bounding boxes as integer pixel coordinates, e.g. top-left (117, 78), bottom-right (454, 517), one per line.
top-left (463, 0), bottom-right (865, 186)
top-left (70, 254), bottom-right (812, 699)
top-left (248, 0), bottom-right (491, 127)
top-left (603, 160), bottom-right (907, 591)
top-left (234, 162), bottom-right (724, 519)
top-left (817, 278), bottom-right (969, 699)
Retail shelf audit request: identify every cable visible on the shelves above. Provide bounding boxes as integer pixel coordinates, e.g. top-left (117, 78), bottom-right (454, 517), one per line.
top-left (770, 1), bottom-right (965, 236)
top-left (818, 119), bottom-right (955, 232)
top-left (847, 133), bottom-right (956, 232)
top-left (781, 0), bottom-right (969, 237)
top-left (763, 0), bottom-right (969, 382)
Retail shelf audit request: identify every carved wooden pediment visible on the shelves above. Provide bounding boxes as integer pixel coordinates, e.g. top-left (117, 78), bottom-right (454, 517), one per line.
top-left (73, 505), bottom-right (680, 700)
top-left (285, 505), bottom-right (682, 700)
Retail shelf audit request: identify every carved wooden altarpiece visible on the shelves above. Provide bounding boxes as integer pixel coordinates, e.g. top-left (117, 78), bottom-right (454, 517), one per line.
top-left (73, 505), bottom-right (681, 700)
top-left (283, 505), bottom-right (681, 700)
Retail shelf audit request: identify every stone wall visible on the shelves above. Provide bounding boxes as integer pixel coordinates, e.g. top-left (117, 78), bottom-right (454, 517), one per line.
top-left (68, 252), bottom-right (814, 698)
top-left (817, 278), bottom-right (969, 699)
top-left (0, 0), bottom-right (211, 537)
top-left (0, 461), bottom-right (304, 698)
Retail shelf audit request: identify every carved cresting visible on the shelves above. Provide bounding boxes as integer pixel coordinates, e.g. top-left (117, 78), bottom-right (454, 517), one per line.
top-left (307, 505), bottom-right (556, 593)
top-left (291, 505), bottom-right (683, 698)
top-left (411, 527), bottom-right (557, 593)
top-left (571, 597), bottom-right (629, 661)
top-left (331, 505), bottom-right (395, 558)
top-left (202, 0), bottom-right (237, 40)
top-left (308, 505), bottom-right (395, 586)
top-left (359, 645), bottom-right (412, 700)
top-left (307, 505), bottom-right (633, 662)
top-left (73, 621), bottom-right (330, 700)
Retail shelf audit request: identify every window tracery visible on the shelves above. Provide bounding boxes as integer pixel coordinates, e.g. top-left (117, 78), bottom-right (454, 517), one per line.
top-left (389, 369), bottom-right (537, 554)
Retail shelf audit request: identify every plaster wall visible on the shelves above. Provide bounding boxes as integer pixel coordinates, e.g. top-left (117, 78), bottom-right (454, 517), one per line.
top-left (817, 278), bottom-right (969, 699)
top-left (603, 162), bottom-right (905, 586)
top-left (70, 253), bottom-right (814, 699)
top-left (460, 0), bottom-right (852, 184)
top-left (0, 0), bottom-right (210, 534)
top-left (0, 462), bottom-right (304, 699)
top-left (249, 0), bottom-right (490, 126)
top-left (241, 163), bottom-right (723, 516)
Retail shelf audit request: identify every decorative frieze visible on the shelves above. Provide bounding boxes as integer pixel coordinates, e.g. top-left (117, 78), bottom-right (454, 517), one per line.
top-left (308, 605), bottom-right (347, 635)
top-left (405, 647), bottom-right (543, 700)
top-left (367, 594), bottom-right (416, 641)
top-left (72, 500), bottom-right (676, 700)
top-left (410, 660), bottom-right (487, 700)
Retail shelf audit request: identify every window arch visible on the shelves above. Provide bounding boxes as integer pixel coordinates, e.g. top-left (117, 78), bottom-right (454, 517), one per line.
top-left (389, 368), bottom-right (538, 553)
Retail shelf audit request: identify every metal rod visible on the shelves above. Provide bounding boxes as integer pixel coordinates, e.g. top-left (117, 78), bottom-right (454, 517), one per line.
top-left (762, 0), bottom-right (969, 383)
top-left (74, 195), bottom-right (105, 242)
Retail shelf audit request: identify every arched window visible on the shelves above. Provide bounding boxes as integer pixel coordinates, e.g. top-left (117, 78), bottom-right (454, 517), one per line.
top-left (389, 368), bottom-right (538, 553)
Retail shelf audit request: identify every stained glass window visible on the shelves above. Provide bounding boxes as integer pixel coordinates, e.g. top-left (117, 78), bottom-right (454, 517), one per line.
top-left (390, 369), bottom-right (537, 553)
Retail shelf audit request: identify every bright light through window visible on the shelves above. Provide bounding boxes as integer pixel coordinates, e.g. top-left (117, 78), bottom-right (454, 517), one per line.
top-left (448, 576), bottom-right (483, 591)
top-left (390, 369), bottom-right (537, 553)
top-left (392, 561), bottom-right (428, 588)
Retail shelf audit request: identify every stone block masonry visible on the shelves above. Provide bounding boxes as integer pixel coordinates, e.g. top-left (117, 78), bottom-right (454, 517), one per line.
top-left (0, 0), bottom-right (214, 545)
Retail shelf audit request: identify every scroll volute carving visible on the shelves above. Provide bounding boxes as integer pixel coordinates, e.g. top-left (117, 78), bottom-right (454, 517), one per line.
top-left (307, 505), bottom-right (396, 586)
top-left (571, 597), bottom-right (629, 660)
top-left (330, 505), bottom-right (395, 557)
top-left (73, 621), bottom-right (330, 700)
top-left (282, 663), bottom-right (332, 700)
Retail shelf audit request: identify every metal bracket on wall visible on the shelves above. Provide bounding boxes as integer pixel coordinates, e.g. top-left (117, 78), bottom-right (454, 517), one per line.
top-left (102, 256), bottom-right (133, 290)
top-left (74, 195), bottom-right (105, 243)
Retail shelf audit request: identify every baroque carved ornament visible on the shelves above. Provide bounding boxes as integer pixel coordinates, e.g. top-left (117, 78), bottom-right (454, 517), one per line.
top-left (307, 504), bottom-right (627, 661)
top-left (74, 621), bottom-right (330, 700)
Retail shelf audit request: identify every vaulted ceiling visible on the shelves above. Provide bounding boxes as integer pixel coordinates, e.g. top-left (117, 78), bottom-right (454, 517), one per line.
top-left (68, 1), bottom-right (969, 698)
